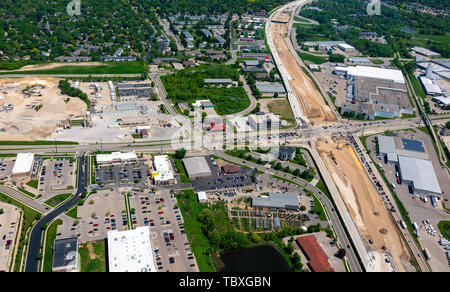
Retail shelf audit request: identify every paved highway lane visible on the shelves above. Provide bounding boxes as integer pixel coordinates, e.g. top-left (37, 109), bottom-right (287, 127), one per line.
top-left (25, 155), bottom-right (88, 272)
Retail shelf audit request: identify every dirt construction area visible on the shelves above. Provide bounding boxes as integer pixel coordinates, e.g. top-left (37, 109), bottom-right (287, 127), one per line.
top-left (0, 62), bottom-right (103, 73)
top-left (316, 139), bottom-right (415, 272)
top-left (0, 78), bottom-right (87, 140)
top-left (269, 11), bottom-right (335, 125)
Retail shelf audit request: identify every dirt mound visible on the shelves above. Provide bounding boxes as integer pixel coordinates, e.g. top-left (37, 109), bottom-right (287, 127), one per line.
top-left (0, 77), bottom-right (87, 140)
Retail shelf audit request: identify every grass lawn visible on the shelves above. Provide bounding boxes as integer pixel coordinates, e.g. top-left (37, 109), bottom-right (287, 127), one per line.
top-left (0, 62), bottom-right (146, 75)
top-left (438, 221), bottom-right (450, 241)
top-left (408, 73), bottom-right (427, 99)
top-left (168, 155), bottom-right (191, 184)
top-left (267, 99), bottom-right (296, 125)
top-left (0, 192), bottom-right (42, 271)
top-left (311, 194), bottom-right (327, 221)
top-left (26, 180), bottom-right (38, 189)
top-left (17, 188), bottom-right (36, 199)
top-left (297, 52), bottom-right (327, 64)
top-left (291, 148), bottom-right (307, 167)
top-left (371, 59), bottom-right (384, 65)
top-left (316, 179), bottom-right (332, 201)
top-left (79, 240), bottom-right (107, 272)
top-left (176, 189), bottom-right (235, 272)
top-left (65, 206), bottom-right (78, 219)
top-left (43, 219), bottom-right (63, 272)
top-left (176, 189), bottom-right (215, 272)
top-left (44, 193), bottom-right (72, 208)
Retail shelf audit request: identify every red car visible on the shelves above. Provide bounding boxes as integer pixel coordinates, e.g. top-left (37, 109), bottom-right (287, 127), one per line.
top-left (93, 224), bottom-right (99, 227)
top-left (158, 211), bottom-right (164, 215)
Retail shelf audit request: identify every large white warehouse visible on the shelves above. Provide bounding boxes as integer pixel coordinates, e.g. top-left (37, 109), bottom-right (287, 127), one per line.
top-left (335, 65), bottom-right (405, 84)
top-left (107, 227), bottom-right (157, 272)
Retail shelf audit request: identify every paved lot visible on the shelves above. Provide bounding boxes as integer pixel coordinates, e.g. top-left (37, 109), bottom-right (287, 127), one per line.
top-left (60, 189), bottom-right (128, 242)
top-left (39, 158), bottom-right (75, 196)
top-left (0, 159), bottom-right (14, 183)
top-left (134, 188), bottom-right (198, 272)
top-left (95, 163), bottom-right (150, 188)
top-left (365, 129), bottom-right (450, 271)
top-left (0, 202), bottom-right (20, 272)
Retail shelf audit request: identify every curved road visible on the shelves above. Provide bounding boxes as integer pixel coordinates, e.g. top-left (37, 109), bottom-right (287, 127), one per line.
top-left (25, 155), bottom-right (88, 272)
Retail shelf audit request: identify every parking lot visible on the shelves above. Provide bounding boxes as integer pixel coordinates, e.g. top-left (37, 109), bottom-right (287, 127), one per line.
top-left (0, 158), bottom-right (14, 182)
top-left (95, 163), bottom-right (150, 188)
top-left (39, 158), bottom-right (75, 194)
top-left (58, 189), bottom-right (128, 242)
top-left (129, 188), bottom-right (198, 272)
top-left (0, 202), bottom-right (21, 272)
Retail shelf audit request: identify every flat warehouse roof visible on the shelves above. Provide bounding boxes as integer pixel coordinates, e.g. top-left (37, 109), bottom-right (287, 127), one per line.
top-left (252, 193), bottom-right (299, 209)
top-left (12, 153), bottom-right (35, 174)
top-left (377, 135), bottom-right (396, 156)
top-left (336, 66), bottom-right (405, 83)
top-left (398, 156), bottom-right (441, 195)
top-left (182, 156), bottom-right (212, 177)
top-left (108, 227), bottom-right (156, 272)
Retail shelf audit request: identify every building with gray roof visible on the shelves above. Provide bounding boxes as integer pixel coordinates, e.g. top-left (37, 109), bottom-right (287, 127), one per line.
top-left (378, 135), bottom-right (396, 157)
top-left (200, 29), bottom-right (212, 37)
top-left (182, 156), bottom-right (212, 179)
top-left (256, 83), bottom-right (286, 95)
top-left (204, 79), bottom-right (233, 85)
top-left (252, 193), bottom-right (299, 210)
top-left (116, 103), bottom-right (138, 111)
top-left (398, 156), bottom-right (442, 197)
top-left (52, 237), bottom-right (79, 272)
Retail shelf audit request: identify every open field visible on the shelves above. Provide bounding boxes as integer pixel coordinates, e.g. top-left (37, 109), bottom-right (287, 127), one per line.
top-left (317, 140), bottom-right (414, 272)
top-left (0, 62), bottom-right (146, 75)
top-left (269, 11), bottom-right (336, 125)
top-left (266, 98), bottom-right (296, 125)
top-left (0, 78), bottom-right (87, 140)
top-left (0, 62), bottom-right (104, 73)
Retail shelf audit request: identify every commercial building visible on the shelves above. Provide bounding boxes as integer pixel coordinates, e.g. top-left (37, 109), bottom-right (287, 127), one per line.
top-left (398, 156), bottom-right (442, 197)
top-left (52, 237), bottom-right (79, 272)
top-left (182, 156), bottom-right (212, 179)
top-left (243, 60), bottom-right (260, 67)
top-left (337, 66), bottom-right (413, 119)
top-left (116, 103), bottom-right (138, 112)
top-left (278, 146), bottom-right (296, 161)
top-left (11, 153), bottom-right (35, 178)
top-left (377, 135), bottom-right (442, 197)
top-left (420, 77), bottom-right (443, 96)
top-left (432, 96), bottom-right (450, 107)
top-left (337, 43), bottom-right (355, 51)
top-left (252, 193), bottom-right (299, 210)
top-left (107, 227), bottom-right (157, 272)
top-left (152, 155), bottom-right (176, 185)
top-left (255, 83), bottom-right (286, 96)
top-left (96, 151), bottom-right (137, 167)
top-left (248, 113), bottom-right (281, 130)
top-left (204, 79), bottom-right (233, 85)
top-left (377, 135), bottom-right (398, 164)
top-left (296, 235), bottom-right (334, 272)
top-left (197, 191), bottom-right (208, 203)
top-left (412, 46), bottom-right (441, 58)
top-left (335, 66), bottom-right (405, 83)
